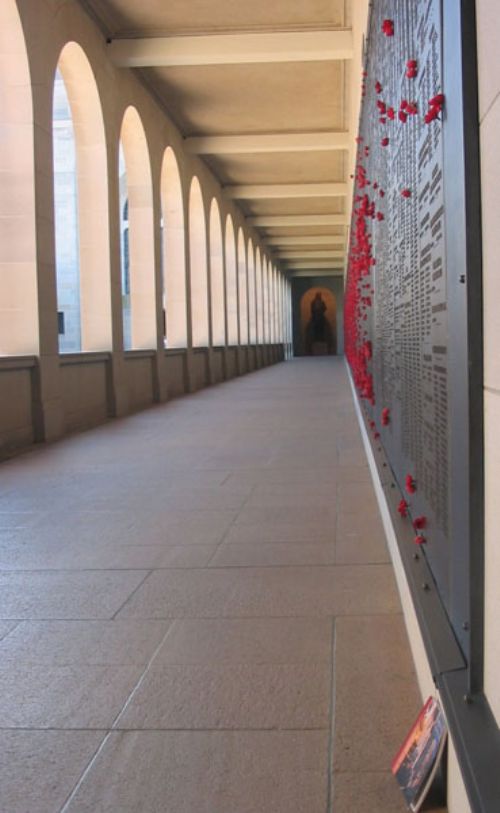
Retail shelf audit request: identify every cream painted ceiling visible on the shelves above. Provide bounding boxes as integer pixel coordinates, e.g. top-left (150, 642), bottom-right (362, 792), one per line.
top-left (81, 0), bottom-right (359, 276)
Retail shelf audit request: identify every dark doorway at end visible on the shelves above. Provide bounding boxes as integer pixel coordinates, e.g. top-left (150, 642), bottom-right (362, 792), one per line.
top-left (291, 276), bottom-right (344, 357)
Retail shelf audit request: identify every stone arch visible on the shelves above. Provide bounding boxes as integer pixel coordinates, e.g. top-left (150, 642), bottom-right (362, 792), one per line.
top-left (255, 247), bottom-right (263, 345)
top-left (247, 239), bottom-right (257, 345)
top-left (262, 258), bottom-right (270, 344)
top-left (225, 215), bottom-right (238, 345)
top-left (277, 272), bottom-right (285, 342)
top-left (0, 1), bottom-right (38, 354)
top-left (160, 146), bottom-right (186, 348)
top-left (56, 41), bottom-right (112, 350)
top-left (237, 228), bottom-right (248, 346)
top-left (188, 177), bottom-right (209, 347)
top-left (269, 266), bottom-right (277, 344)
top-left (118, 106), bottom-right (156, 350)
top-left (209, 199), bottom-right (225, 346)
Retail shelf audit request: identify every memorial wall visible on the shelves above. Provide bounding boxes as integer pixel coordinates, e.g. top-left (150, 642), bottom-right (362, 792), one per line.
top-left (346, 0), bottom-right (470, 657)
top-left (345, 6), bottom-right (497, 806)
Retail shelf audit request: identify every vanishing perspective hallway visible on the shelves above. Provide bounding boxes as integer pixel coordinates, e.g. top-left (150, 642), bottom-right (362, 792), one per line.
top-left (0, 359), bottom-right (425, 812)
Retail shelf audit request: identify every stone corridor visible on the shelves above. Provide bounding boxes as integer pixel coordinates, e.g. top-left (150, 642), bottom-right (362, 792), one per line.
top-left (0, 359), bottom-right (431, 812)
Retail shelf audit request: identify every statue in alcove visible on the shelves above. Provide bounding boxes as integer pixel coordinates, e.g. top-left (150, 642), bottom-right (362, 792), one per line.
top-left (306, 292), bottom-right (334, 354)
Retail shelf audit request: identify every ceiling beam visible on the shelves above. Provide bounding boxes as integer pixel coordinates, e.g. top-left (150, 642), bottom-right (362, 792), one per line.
top-left (248, 214), bottom-right (348, 227)
top-left (224, 183), bottom-right (347, 199)
top-left (108, 30), bottom-right (354, 68)
top-left (286, 269), bottom-right (344, 277)
top-left (278, 250), bottom-right (345, 260)
top-left (185, 132), bottom-right (350, 155)
top-left (268, 236), bottom-right (345, 246)
top-left (280, 259), bottom-right (344, 266)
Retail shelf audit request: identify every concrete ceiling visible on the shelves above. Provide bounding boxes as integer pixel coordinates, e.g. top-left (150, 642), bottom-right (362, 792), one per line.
top-left (81, 0), bottom-right (366, 275)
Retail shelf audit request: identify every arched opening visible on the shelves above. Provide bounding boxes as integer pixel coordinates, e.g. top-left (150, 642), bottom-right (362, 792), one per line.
top-left (188, 178), bottom-right (209, 347)
top-left (225, 215), bottom-right (238, 345)
top-left (118, 147), bottom-right (131, 348)
top-left (300, 287), bottom-right (337, 355)
top-left (55, 42), bottom-right (111, 352)
top-left (161, 147), bottom-right (186, 348)
top-left (278, 273), bottom-right (284, 342)
top-left (247, 239), bottom-right (257, 345)
top-left (0, 1), bottom-right (38, 355)
top-left (287, 281), bottom-right (293, 349)
top-left (53, 69), bottom-right (80, 351)
top-left (209, 200), bottom-right (225, 346)
top-left (269, 266), bottom-right (276, 344)
top-left (237, 229), bottom-right (248, 346)
top-left (274, 268), bottom-right (281, 342)
top-left (262, 258), bottom-right (270, 344)
top-left (118, 106), bottom-right (156, 350)
top-left (255, 247), bottom-right (263, 345)
top-left (271, 269), bottom-right (276, 345)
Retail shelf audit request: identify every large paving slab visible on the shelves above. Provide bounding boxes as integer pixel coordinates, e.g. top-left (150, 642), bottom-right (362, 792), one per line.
top-left (62, 730), bottom-right (330, 813)
top-left (0, 571), bottom-right (149, 620)
top-left (116, 564), bottom-right (401, 618)
top-left (0, 731), bottom-right (104, 813)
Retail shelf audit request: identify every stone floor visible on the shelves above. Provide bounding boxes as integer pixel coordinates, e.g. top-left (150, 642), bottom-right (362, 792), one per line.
top-left (0, 358), bottom-right (442, 812)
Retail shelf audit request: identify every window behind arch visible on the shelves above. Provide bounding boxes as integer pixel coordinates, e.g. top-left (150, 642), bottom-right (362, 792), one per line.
top-left (53, 69), bottom-right (81, 352)
top-left (161, 147), bottom-right (187, 348)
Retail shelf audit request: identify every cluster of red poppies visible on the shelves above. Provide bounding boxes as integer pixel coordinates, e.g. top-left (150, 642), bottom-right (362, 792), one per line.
top-left (424, 93), bottom-right (445, 123)
top-left (344, 175), bottom-right (377, 407)
top-left (398, 98), bottom-right (418, 122)
top-left (397, 477), bottom-right (428, 543)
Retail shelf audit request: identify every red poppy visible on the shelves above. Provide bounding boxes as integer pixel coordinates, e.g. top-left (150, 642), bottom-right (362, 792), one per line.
top-left (381, 137), bottom-right (389, 147)
top-left (397, 499), bottom-right (408, 518)
top-left (401, 188), bottom-right (411, 198)
top-left (375, 80), bottom-right (383, 94)
top-left (387, 107), bottom-right (395, 120)
top-left (405, 474), bottom-right (416, 494)
top-left (429, 93), bottom-right (445, 108)
top-left (382, 19), bottom-right (394, 36)
top-left (381, 407), bottom-right (390, 425)
top-left (398, 110), bottom-right (408, 123)
top-left (414, 535), bottom-right (426, 545)
top-left (376, 211), bottom-right (385, 221)
top-left (413, 516), bottom-right (427, 530)
top-left (424, 108), bottom-right (439, 124)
